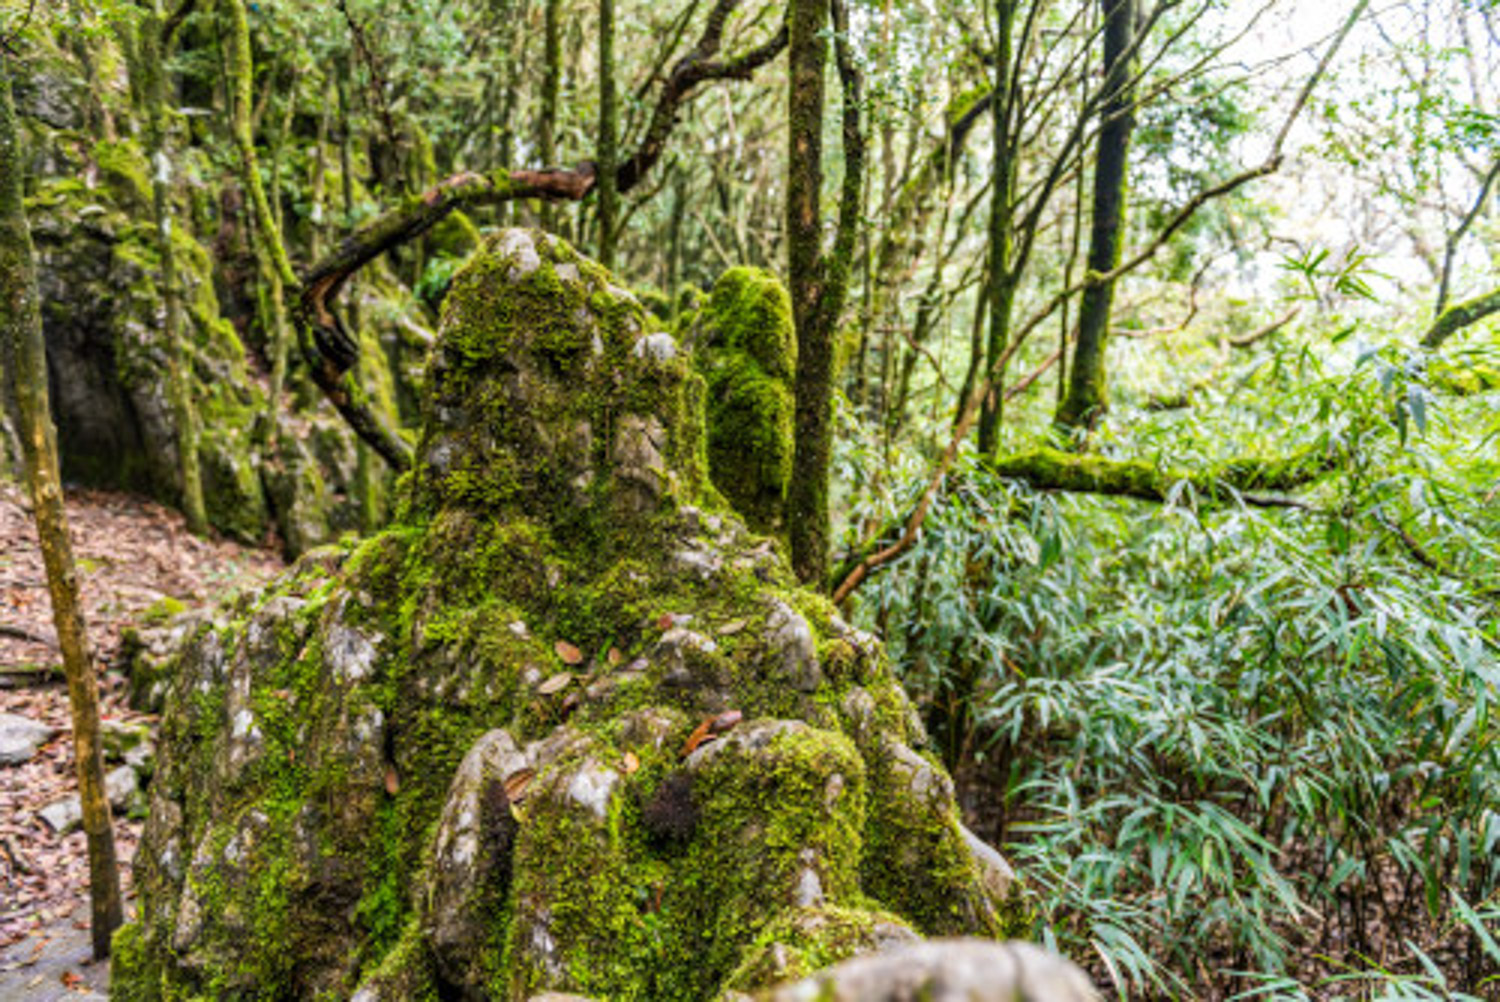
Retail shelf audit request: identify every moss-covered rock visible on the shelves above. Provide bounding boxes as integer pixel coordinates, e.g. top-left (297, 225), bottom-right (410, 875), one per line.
top-left (687, 267), bottom-right (797, 536)
top-left (116, 231), bottom-right (1030, 1002)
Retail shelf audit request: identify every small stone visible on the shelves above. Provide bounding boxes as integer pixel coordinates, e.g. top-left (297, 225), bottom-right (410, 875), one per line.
top-left (631, 331), bottom-right (678, 362)
top-left (0, 712), bottom-right (57, 765)
top-left (106, 764), bottom-right (139, 808)
top-left (39, 797), bottom-right (83, 834)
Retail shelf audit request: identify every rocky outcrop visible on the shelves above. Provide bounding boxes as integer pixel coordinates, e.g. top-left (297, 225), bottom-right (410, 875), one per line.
top-left (9, 46), bottom-right (422, 555)
top-left (113, 231), bottom-right (1064, 1001)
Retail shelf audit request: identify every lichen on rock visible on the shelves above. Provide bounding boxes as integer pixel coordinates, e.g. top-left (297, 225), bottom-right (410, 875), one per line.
top-left (115, 230), bottom-right (1035, 1002)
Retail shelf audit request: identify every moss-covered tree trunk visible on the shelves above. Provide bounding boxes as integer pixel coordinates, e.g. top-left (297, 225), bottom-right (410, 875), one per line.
top-left (1055, 0), bottom-right (1139, 435)
top-left (0, 54), bottom-right (124, 962)
top-left (140, 0), bottom-right (208, 534)
top-left (539, 0), bottom-right (563, 231)
top-left (785, 0), bottom-right (862, 589)
top-left (596, 0), bottom-right (618, 268)
top-left (975, 0), bottom-right (1017, 458)
top-left (786, 0), bottom-right (831, 587)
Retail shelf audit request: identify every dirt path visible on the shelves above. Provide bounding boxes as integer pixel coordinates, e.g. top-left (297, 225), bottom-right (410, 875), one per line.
top-left (0, 482), bottom-right (282, 993)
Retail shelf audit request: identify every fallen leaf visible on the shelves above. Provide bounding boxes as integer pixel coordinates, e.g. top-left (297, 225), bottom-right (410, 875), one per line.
top-left (538, 672), bottom-right (573, 695)
top-left (656, 614), bottom-right (674, 630)
top-left (504, 768), bottom-right (535, 802)
top-left (608, 646), bottom-right (623, 666)
top-left (679, 709), bottom-right (741, 758)
top-left (384, 765), bottom-right (400, 795)
top-left (717, 619), bottom-right (747, 636)
top-left (61, 971), bottom-right (82, 988)
top-left (622, 751), bottom-right (640, 774)
top-left (680, 719), bottom-right (714, 757)
top-left (554, 640), bottom-right (584, 665)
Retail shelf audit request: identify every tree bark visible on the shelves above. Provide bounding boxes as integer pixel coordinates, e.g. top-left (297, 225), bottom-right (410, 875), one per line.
top-left (597, 0), bottom-right (618, 268)
top-left (786, 0), bottom-right (829, 586)
top-left (0, 54), bottom-right (124, 962)
top-left (539, 0), bottom-right (563, 230)
top-left (976, 0), bottom-right (1016, 457)
top-left (1055, 0), bottom-right (1139, 435)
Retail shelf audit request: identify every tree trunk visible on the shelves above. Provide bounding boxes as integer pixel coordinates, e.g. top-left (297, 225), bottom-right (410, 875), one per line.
top-left (976, 0), bottom-right (1017, 456)
top-left (0, 54), bottom-right (124, 962)
top-left (597, 0), bottom-right (619, 268)
top-left (786, 0), bottom-right (829, 587)
top-left (1056, 0), bottom-right (1138, 435)
top-left (539, 0), bottom-right (563, 230)
top-left (140, 0), bottom-right (208, 534)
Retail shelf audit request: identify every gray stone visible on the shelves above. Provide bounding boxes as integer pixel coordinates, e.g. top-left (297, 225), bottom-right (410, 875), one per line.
top-left (37, 765), bottom-right (141, 833)
top-left (0, 712), bottom-right (56, 765)
top-left (764, 599), bottom-right (822, 692)
top-left (38, 796), bottom-right (83, 834)
top-left (763, 939), bottom-right (1100, 1002)
top-left (961, 823), bottom-right (1019, 904)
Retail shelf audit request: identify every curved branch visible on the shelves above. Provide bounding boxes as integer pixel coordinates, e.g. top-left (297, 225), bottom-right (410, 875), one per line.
top-left (293, 1), bottom-right (788, 471)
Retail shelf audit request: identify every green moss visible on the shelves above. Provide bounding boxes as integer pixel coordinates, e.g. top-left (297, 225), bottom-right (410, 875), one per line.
top-left (721, 905), bottom-right (913, 991)
top-left (693, 268), bottom-right (797, 535)
top-left (110, 922), bottom-right (162, 1002)
top-left (92, 138), bottom-right (152, 208)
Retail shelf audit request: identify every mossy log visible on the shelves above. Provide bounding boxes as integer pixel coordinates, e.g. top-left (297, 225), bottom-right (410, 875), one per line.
top-left (1421, 285), bottom-right (1500, 350)
top-left (113, 232), bottom-right (1080, 1002)
top-left (989, 445), bottom-right (1333, 504)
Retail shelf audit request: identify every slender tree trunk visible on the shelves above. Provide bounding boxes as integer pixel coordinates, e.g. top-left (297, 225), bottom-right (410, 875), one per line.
top-left (976, 0), bottom-right (1016, 457)
top-left (597, 0), bottom-right (619, 268)
top-left (786, 0), bottom-right (830, 586)
top-left (1056, 0), bottom-right (1138, 435)
top-left (787, 0), bottom-right (862, 589)
top-left (0, 55), bottom-right (124, 961)
top-left (666, 164), bottom-right (686, 316)
top-left (224, 0), bottom-right (297, 414)
top-left (539, 0), bottom-right (563, 230)
top-left (495, 0), bottom-right (528, 227)
top-left (141, 0), bottom-right (208, 534)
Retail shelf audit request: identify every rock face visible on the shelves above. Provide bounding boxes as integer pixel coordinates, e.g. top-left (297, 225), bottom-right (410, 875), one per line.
top-left (761, 939), bottom-right (1100, 1001)
top-left (10, 47), bottom-right (421, 555)
top-left (115, 231), bottom-right (1033, 1002)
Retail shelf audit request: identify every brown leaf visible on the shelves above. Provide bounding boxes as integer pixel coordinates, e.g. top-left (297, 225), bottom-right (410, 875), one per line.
top-left (384, 765), bottom-right (400, 795)
top-left (680, 710), bottom-right (741, 758)
top-left (656, 613), bottom-right (675, 630)
top-left (504, 768), bottom-right (535, 802)
top-left (538, 672), bottom-right (573, 695)
top-left (608, 646), bottom-right (623, 666)
top-left (555, 640), bottom-right (584, 665)
top-left (622, 751), bottom-right (640, 774)
top-left (680, 718), bottom-right (714, 758)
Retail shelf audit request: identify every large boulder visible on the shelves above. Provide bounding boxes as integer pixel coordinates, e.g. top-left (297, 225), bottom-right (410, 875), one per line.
top-left (114, 230), bottom-right (1040, 1002)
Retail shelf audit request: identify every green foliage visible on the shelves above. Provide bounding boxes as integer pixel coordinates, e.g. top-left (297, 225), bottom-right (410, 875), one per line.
top-left (848, 326), bottom-right (1500, 996)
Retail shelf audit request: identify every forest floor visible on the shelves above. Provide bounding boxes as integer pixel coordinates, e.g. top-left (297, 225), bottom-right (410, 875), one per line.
top-left (0, 483), bottom-right (281, 997)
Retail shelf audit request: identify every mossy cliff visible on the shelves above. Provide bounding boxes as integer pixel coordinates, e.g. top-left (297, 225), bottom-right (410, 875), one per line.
top-left (10, 45), bottom-right (414, 553)
top-left (115, 231), bottom-right (1034, 1002)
